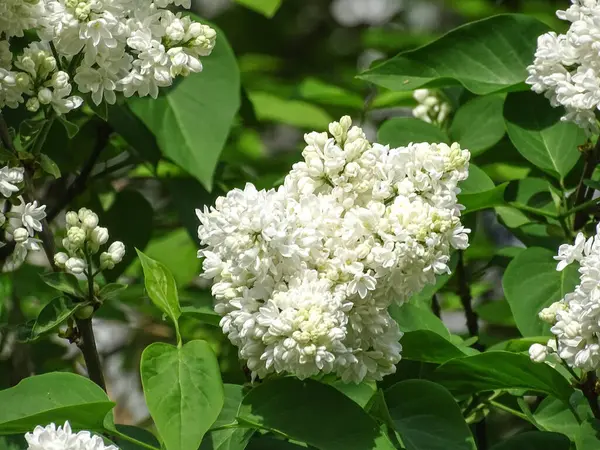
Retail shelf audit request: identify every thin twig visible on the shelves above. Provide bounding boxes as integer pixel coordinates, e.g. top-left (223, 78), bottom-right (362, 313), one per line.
top-left (47, 122), bottom-right (111, 222)
top-left (432, 294), bottom-right (441, 318)
top-left (457, 251), bottom-right (480, 342)
top-left (574, 139), bottom-right (600, 230)
top-left (75, 318), bottom-right (106, 391)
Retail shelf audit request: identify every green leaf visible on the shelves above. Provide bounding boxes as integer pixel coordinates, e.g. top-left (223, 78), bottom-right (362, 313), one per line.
top-left (237, 378), bottom-right (396, 450)
top-left (39, 153), bottom-right (61, 179)
top-left (504, 91), bottom-right (585, 180)
top-left (449, 94), bottom-right (505, 155)
top-left (98, 283), bottom-right (128, 301)
top-left (359, 14), bottom-right (550, 95)
top-left (132, 229), bottom-right (201, 287)
top-left (29, 297), bottom-right (86, 341)
top-left (140, 341), bottom-right (224, 450)
top-left (330, 381), bottom-right (376, 408)
top-left (378, 118), bottom-right (449, 148)
top-left (58, 115), bottom-right (79, 138)
top-left (235, 0), bottom-right (282, 17)
top-left (129, 21), bottom-right (240, 191)
top-left (534, 392), bottom-right (592, 440)
top-left (0, 372), bottom-right (114, 434)
top-left (400, 330), bottom-right (472, 364)
top-left (575, 420), bottom-right (600, 450)
top-left (40, 272), bottom-right (85, 298)
top-left (136, 250), bottom-right (182, 341)
top-left (504, 247), bottom-right (579, 337)
top-left (110, 425), bottom-right (161, 450)
top-left (248, 91), bottom-right (333, 130)
top-left (390, 302), bottom-right (451, 338)
top-left (489, 431), bottom-right (570, 450)
top-left (459, 182), bottom-right (508, 213)
top-left (299, 78), bottom-right (363, 109)
top-left (385, 380), bottom-right (476, 450)
top-left (201, 384), bottom-right (254, 450)
top-left (460, 164), bottom-right (495, 194)
top-left (431, 352), bottom-right (574, 404)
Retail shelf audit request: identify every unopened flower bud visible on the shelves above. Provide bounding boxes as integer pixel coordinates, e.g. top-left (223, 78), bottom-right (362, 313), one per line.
top-left (539, 302), bottom-right (563, 324)
top-left (26, 98), bottom-right (40, 112)
top-left (54, 252), bottom-right (69, 268)
top-left (65, 211), bottom-right (79, 228)
top-left (100, 252), bottom-right (114, 270)
top-left (108, 241), bottom-right (125, 263)
top-left (65, 257), bottom-right (86, 274)
top-left (38, 88), bottom-right (53, 105)
top-left (81, 212), bottom-right (99, 230)
top-left (0, 212), bottom-right (5, 227)
top-left (78, 207), bottom-right (92, 221)
top-left (529, 343), bottom-right (548, 363)
top-left (413, 89), bottom-right (430, 103)
top-left (67, 226), bottom-right (86, 248)
top-left (90, 226), bottom-right (109, 246)
top-left (51, 71), bottom-right (70, 90)
top-left (13, 227), bottom-right (29, 243)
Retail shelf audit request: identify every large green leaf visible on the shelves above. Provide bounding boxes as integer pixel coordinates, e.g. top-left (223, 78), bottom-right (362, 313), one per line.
top-left (299, 78), bottom-right (363, 109)
top-left (201, 384), bottom-right (254, 450)
top-left (29, 297), bottom-right (86, 341)
top-left (378, 118), bottom-right (449, 147)
top-left (504, 91), bottom-right (585, 180)
top-left (237, 378), bottom-right (396, 450)
top-left (385, 380), bottom-right (476, 450)
top-left (359, 14), bottom-right (549, 95)
top-left (40, 272), bottom-right (85, 298)
top-left (503, 247), bottom-right (579, 337)
top-left (460, 164), bottom-right (495, 195)
top-left (136, 250), bottom-right (182, 340)
top-left (534, 393), bottom-right (592, 440)
top-left (0, 373), bottom-right (114, 434)
top-left (459, 183), bottom-right (508, 213)
top-left (431, 352), bottom-right (574, 404)
top-left (141, 341), bottom-right (224, 450)
top-left (129, 22), bottom-right (240, 191)
top-left (401, 330), bottom-right (472, 364)
top-left (489, 431), bottom-right (570, 450)
top-left (449, 95), bottom-right (505, 155)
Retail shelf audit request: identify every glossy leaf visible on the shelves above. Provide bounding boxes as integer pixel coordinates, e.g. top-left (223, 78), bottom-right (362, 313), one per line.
top-left (141, 341), bottom-right (224, 450)
top-left (130, 21), bottom-right (240, 190)
top-left (504, 247), bottom-right (579, 337)
top-left (360, 14), bottom-right (549, 95)
top-left (504, 91), bottom-right (585, 180)
top-left (385, 380), bottom-right (476, 450)
top-left (235, 0), bottom-right (282, 17)
top-left (488, 431), bottom-right (570, 450)
top-left (449, 94), bottom-right (505, 155)
top-left (40, 272), bottom-right (85, 298)
top-left (136, 250), bottom-right (182, 339)
top-left (0, 372), bottom-right (114, 434)
top-left (248, 91), bottom-right (332, 129)
top-left (378, 118), bottom-right (449, 148)
top-left (432, 352), bottom-right (574, 404)
top-left (238, 378), bottom-right (396, 450)
top-left (29, 297), bottom-right (85, 341)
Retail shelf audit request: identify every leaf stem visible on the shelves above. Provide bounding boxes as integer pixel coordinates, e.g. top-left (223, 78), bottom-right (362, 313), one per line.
top-left (108, 428), bottom-right (161, 450)
top-left (31, 112), bottom-right (56, 155)
top-left (487, 400), bottom-right (530, 421)
top-left (457, 251), bottom-right (480, 345)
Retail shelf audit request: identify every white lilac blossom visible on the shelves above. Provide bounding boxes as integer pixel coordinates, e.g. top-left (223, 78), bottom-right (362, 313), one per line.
top-left (54, 207), bottom-right (124, 274)
top-left (0, 165), bottom-right (46, 272)
top-left (0, 0), bottom-right (217, 113)
top-left (412, 89), bottom-right (451, 125)
top-left (197, 116), bottom-right (471, 383)
top-left (25, 421), bottom-right (118, 450)
top-left (527, 0), bottom-right (600, 134)
top-left (530, 224), bottom-right (600, 371)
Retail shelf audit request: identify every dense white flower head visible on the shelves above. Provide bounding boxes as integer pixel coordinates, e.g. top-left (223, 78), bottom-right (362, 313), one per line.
top-left (197, 116), bottom-right (470, 382)
top-left (412, 89), bottom-right (451, 125)
top-left (527, 0), bottom-right (600, 134)
top-left (530, 224), bottom-right (600, 371)
top-left (54, 207), bottom-right (125, 274)
top-left (0, 165), bottom-right (47, 272)
top-left (0, 0), bottom-right (217, 113)
top-left (25, 421), bottom-right (119, 450)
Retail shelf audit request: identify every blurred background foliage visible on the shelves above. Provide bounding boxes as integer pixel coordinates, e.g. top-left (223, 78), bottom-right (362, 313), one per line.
top-left (0, 0), bottom-right (576, 441)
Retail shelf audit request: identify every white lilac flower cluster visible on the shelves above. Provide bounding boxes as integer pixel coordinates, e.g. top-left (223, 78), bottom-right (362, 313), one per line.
top-left (0, 165), bottom-right (47, 272)
top-left (412, 89), bottom-right (451, 125)
top-left (529, 224), bottom-right (600, 371)
top-left (526, 0), bottom-right (600, 134)
top-left (0, 0), bottom-right (216, 113)
top-left (54, 208), bottom-right (125, 275)
top-left (25, 421), bottom-right (118, 450)
top-left (197, 116), bottom-right (471, 383)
